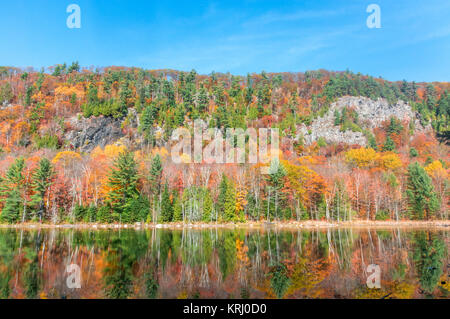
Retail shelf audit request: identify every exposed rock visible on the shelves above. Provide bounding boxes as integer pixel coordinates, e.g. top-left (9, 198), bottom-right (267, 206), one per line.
top-left (297, 96), bottom-right (425, 146)
top-left (65, 115), bottom-right (125, 152)
top-left (0, 101), bottom-right (13, 110)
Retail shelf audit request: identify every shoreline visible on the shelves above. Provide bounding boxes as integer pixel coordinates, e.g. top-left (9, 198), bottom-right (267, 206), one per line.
top-left (0, 220), bottom-right (449, 231)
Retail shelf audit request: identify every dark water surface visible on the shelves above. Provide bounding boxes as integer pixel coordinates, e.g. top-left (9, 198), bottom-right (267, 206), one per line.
top-left (0, 227), bottom-right (448, 299)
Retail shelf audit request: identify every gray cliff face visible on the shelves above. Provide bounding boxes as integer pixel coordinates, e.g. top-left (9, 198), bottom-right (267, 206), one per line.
top-left (297, 96), bottom-right (426, 146)
top-left (65, 115), bottom-right (125, 152)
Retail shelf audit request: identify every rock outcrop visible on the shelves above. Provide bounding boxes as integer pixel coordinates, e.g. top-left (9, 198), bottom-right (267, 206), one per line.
top-left (65, 115), bottom-right (125, 152)
top-left (297, 96), bottom-right (425, 146)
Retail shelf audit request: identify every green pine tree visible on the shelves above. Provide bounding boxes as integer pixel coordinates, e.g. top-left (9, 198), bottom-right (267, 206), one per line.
top-left (1, 190), bottom-right (21, 224)
top-left (406, 162), bottom-right (439, 220)
top-left (106, 152), bottom-right (140, 223)
top-left (172, 193), bottom-right (183, 222)
top-left (202, 189), bottom-right (213, 222)
top-left (382, 136), bottom-right (396, 152)
top-left (223, 180), bottom-right (237, 222)
top-left (0, 158), bottom-right (26, 223)
top-left (160, 183), bottom-right (173, 222)
top-left (30, 158), bottom-right (54, 221)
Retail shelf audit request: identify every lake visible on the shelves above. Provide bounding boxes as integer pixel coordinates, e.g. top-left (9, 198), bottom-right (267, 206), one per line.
top-left (0, 227), bottom-right (448, 299)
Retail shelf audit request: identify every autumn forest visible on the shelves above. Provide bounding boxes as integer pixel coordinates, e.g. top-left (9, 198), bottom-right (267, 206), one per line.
top-left (0, 64), bottom-right (448, 225)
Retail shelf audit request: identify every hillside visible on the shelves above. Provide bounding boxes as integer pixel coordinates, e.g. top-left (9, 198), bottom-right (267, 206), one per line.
top-left (0, 65), bottom-right (448, 224)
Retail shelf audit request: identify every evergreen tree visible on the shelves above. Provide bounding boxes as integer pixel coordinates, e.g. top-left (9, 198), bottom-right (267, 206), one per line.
top-left (409, 147), bottom-right (418, 158)
top-left (223, 179), bottom-right (237, 222)
top-left (387, 117), bottom-right (403, 135)
top-left (0, 158), bottom-right (26, 223)
top-left (68, 61), bottom-right (80, 73)
top-left (202, 189), bottom-right (213, 222)
top-left (1, 190), bottom-right (21, 224)
top-left (172, 194), bottom-right (183, 222)
top-left (73, 203), bottom-right (86, 222)
top-left (84, 205), bottom-right (98, 223)
top-left (97, 205), bottom-right (113, 224)
top-left (140, 104), bottom-right (157, 143)
top-left (148, 155), bottom-right (163, 197)
top-left (382, 136), bottom-right (396, 152)
top-left (106, 152), bottom-right (140, 222)
top-left (367, 133), bottom-right (378, 150)
top-left (412, 232), bottom-right (446, 294)
top-left (265, 159), bottom-right (287, 221)
top-left (197, 86), bottom-right (209, 113)
top-left (30, 158), bottom-right (54, 221)
top-left (406, 162), bottom-right (439, 220)
top-left (160, 183), bottom-right (173, 222)
top-left (216, 174), bottom-right (229, 220)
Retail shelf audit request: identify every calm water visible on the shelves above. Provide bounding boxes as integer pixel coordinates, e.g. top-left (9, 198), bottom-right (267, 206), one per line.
top-left (0, 227), bottom-right (448, 299)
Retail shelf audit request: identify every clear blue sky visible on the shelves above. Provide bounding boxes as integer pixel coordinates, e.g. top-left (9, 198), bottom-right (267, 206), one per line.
top-left (0, 0), bottom-right (449, 82)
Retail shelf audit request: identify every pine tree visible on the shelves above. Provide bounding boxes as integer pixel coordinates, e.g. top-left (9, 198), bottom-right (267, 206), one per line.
top-left (140, 104), bottom-right (157, 143)
top-left (30, 158), bottom-right (54, 221)
top-left (202, 189), bottom-right (213, 222)
top-left (216, 174), bottom-right (228, 220)
top-left (97, 205), bottom-right (113, 224)
top-left (106, 152), bottom-right (140, 222)
top-left (1, 189), bottom-right (21, 224)
top-left (0, 158), bottom-right (26, 223)
top-left (223, 180), bottom-right (237, 222)
top-left (73, 204), bottom-right (86, 222)
top-left (148, 155), bottom-right (163, 195)
top-left (197, 86), bottom-right (209, 112)
top-left (382, 136), bottom-right (396, 152)
top-left (406, 162), bottom-right (439, 220)
top-left (84, 205), bottom-right (97, 223)
top-left (173, 193), bottom-right (183, 222)
top-left (265, 159), bottom-right (287, 221)
top-left (160, 183), bottom-right (173, 222)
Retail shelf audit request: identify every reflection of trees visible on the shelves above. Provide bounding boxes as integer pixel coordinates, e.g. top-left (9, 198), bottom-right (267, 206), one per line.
top-left (287, 255), bottom-right (331, 298)
top-left (412, 231), bottom-right (446, 295)
top-left (0, 229), bottom-right (18, 298)
top-left (102, 230), bottom-right (148, 299)
top-left (0, 228), bottom-right (447, 299)
top-left (218, 232), bottom-right (236, 280)
top-left (327, 228), bottom-right (355, 270)
top-left (267, 262), bottom-right (290, 299)
top-left (23, 231), bottom-right (43, 299)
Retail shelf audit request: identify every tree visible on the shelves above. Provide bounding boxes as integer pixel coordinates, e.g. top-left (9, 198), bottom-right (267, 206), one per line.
top-left (0, 83), bottom-right (13, 104)
top-left (268, 262), bottom-right (291, 299)
top-left (148, 155), bottom-right (163, 195)
top-left (30, 158), bottom-right (54, 221)
top-left (140, 104), bottom-right (157, 143)
top-left (409, 147), bottom-right (418, 158)
top-left (197, 86), bottom-right (209, 113)
top-left (406, 162), bottom-right (439, 220)
top-left (106, 152), bottom-right (140, 222)
top-left (0, 190), bottom-right (21, 224)
top-left (68, 61), bottom-right (80, 73)
top-left (413, 232), bottom-right (446, 294)
top-left (265, 159), bottom-right (288, 221)
top-left (345, 148), bottom-right (377, 168)
top-left (160, 183), bottom-right (173, 222)
top-left (202, 189), bottom-right (213, 222)
top-left (382, 136), bottom-right (396, 152)
top-left (0, 158), bottom-right (26, 223)
top-left (216, 174), bottom-right (238, 222)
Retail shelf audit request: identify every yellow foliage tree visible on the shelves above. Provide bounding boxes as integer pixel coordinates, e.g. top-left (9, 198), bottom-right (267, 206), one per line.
top-left (378, 152), bottom-right (403, 170)
top-left (52, 150), bottom-right (82, 166)
top-left (425, 160), bottom-right (448, 179)
top-left (345, 148), bottom-right (378, 168)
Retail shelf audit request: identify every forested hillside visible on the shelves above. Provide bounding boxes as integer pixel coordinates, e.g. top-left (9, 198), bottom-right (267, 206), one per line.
top-left (0, 64), bottom-right (448, 224)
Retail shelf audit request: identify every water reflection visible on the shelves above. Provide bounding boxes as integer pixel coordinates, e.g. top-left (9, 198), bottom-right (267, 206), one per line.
top-left (0, 228), bottom-right (448, 299)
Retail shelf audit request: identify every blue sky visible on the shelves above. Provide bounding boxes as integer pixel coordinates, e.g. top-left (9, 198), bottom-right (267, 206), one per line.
top-left (0, 0), bottom-right (449, 81)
